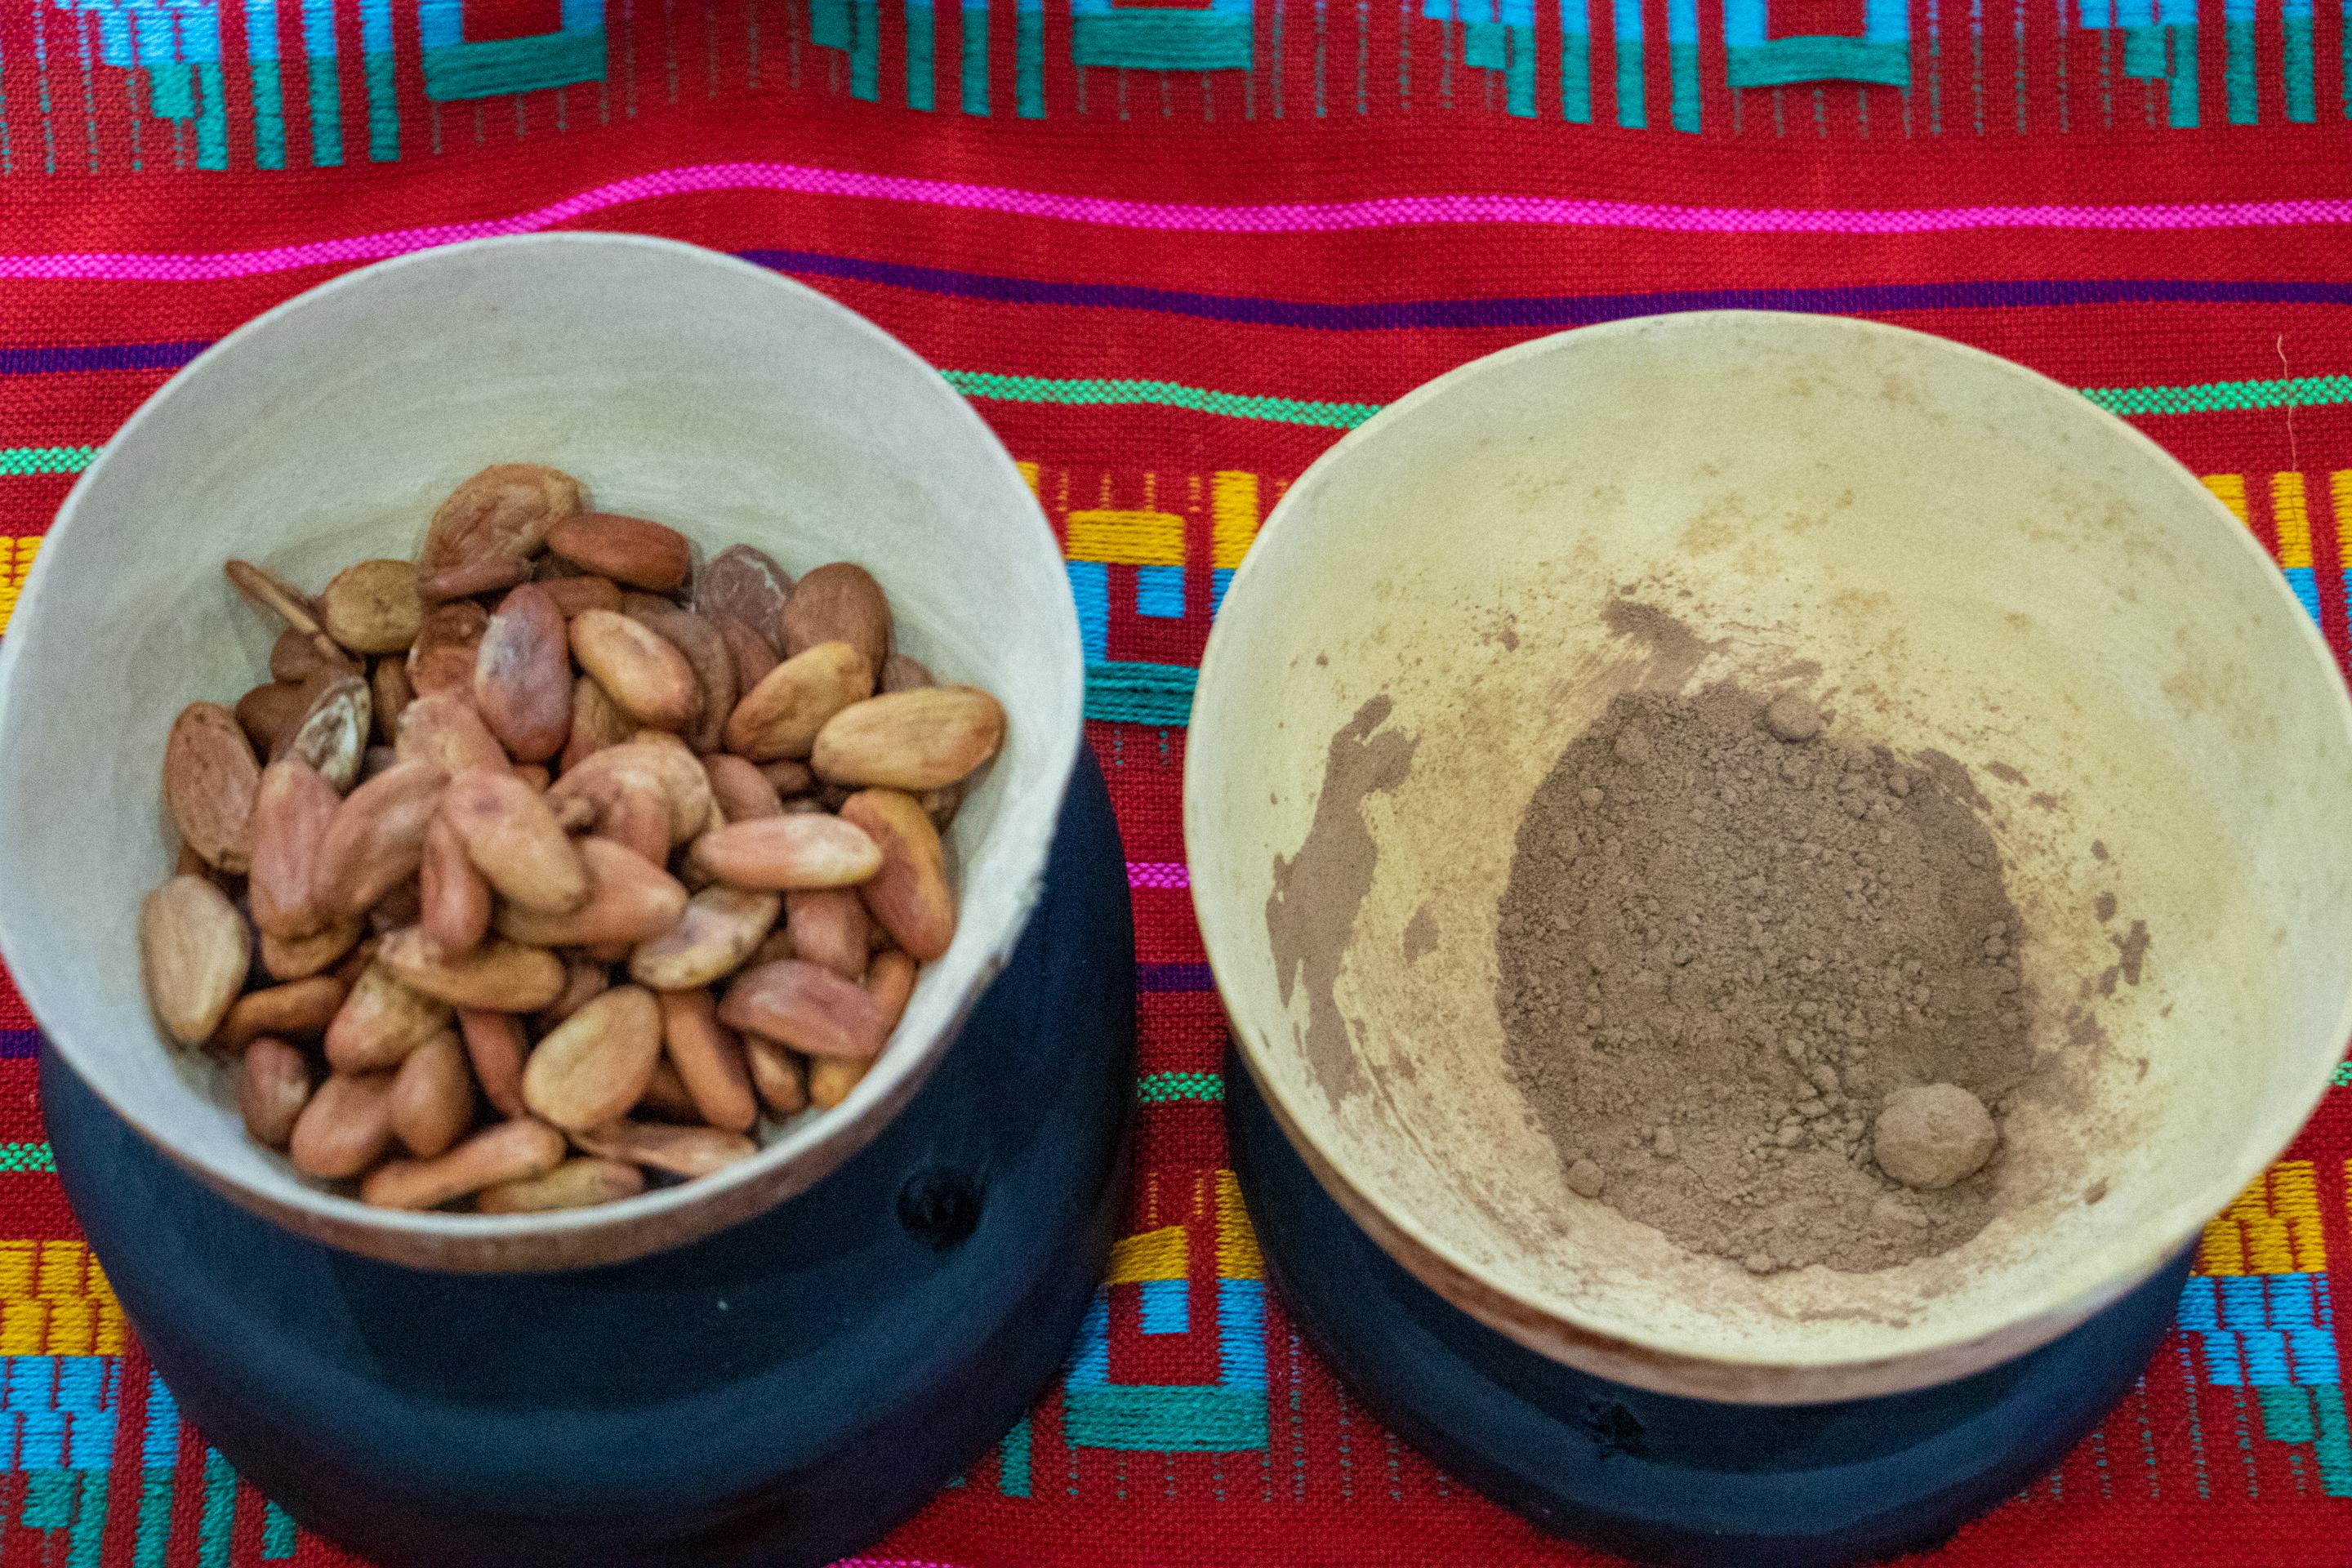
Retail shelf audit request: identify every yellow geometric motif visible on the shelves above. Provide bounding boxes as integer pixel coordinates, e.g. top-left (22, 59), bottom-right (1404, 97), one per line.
top-left (2197, 1161), bottom-right (2326, 1276)
top-left (0, 1240), bottom-right (128, 1356)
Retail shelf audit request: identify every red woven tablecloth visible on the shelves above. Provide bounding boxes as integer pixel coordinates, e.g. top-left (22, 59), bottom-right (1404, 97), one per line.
top-left (2, 1), bottom-right (2350, 1561)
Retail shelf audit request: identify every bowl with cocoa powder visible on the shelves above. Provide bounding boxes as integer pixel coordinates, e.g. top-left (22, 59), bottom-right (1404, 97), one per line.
top-left (1187, 312), bottom-right (2352, 1402)
top-left (0, 234), bottom-right (1082, 1271)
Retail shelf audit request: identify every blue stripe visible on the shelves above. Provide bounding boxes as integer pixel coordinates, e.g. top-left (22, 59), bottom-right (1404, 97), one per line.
top-left (0, 1031), bottom-right (40, 1061)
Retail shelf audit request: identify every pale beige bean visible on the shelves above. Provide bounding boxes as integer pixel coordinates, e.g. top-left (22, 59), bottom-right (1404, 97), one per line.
top-left (421, 463), bottom-right (579, 572)
top-left (215, 974), bottom-right (346, 1052)
top-left (317, 559), bottom-right (423, 655)
top-left (692, 814), bottom-right (881, 891)
top-left (389, 1030), bottom-right (474, 1158)
top-left (239, 1037), bottom-right (313, 1148)
top-left (522, 985), bottom-right (662, 1131)
top-left (572, 1119), bottom-right (758, 1178)
top-left (659, 988), bottom-right (758, 1134)
top-left (361, 1119), bottom-right (567, 1210)
top-left (312, 760), bottom-right (447, 919)
top-left (289, 1071), bottom-right (397, 1179)
top-left (419, 813), bottom-right (492, 957)
top-left (324, 962), bottom-right (453, 1071)
top-left (495, 837), bottom-right (688, 948)
top-left (628, 886), bottom-right (780, 991)
top-left (394, 691), bottom-right (507, 777)
top-left (569, 610), bottom-right (698, 732)
top-left (375, 927), bottom-right (567, 1012)
top-left (838, 789), bottom-right (956, 961)
top-left (441, 767), bottom-right (590, 914)
top-left (811, 687), bottom-right (1006, 792)
top-left (163, 702), bottom-right (261, 872)
top-left (476, 1156), bottom-right (646, 1214)
top-left (718, 960), bottom-right (890, 1059)
top-left (139, 876), bottom-right (251, 1045)
top-left (784, 889), bottom-right (870, 981)
top-left (261, 916), bottom-right (366, 982)
top-left (249, 757), bottom-right (341, 939)
top-left (456, 1007), bottom-right (529, 1118)
top-left (744, 1038), bottom-right (808, 1117)
top-left (724, 640), bottom-right (875, 762)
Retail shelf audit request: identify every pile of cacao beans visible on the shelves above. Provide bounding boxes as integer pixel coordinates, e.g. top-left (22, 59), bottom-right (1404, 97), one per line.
top-left (136, 464), bottom-right (1003, 1214)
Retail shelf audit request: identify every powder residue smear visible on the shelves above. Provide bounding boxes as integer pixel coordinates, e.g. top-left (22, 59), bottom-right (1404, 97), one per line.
top-left (1496, 680), bottom-right (2043, 1274)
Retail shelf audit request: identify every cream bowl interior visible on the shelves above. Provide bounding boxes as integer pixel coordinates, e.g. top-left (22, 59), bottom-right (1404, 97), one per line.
top-left (0, 234), bottom-right (1082, 1272)
top-left (1187, 312), bottom-right (2352, 1402)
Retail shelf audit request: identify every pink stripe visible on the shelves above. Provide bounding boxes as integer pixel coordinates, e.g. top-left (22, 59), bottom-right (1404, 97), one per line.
top-left (1127, 861), bottom-right (1190, 890)
top-left (5, 162), bottom-right (2352, 281)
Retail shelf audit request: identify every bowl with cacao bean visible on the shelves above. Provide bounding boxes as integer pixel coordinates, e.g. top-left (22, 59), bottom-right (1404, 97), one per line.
top-left (0, 234), bottom-right (1083, 1271)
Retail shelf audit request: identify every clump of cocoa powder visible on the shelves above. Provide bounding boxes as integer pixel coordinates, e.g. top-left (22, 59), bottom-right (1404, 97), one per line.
top-left (1495, 682), bottom-right (2038, 1274)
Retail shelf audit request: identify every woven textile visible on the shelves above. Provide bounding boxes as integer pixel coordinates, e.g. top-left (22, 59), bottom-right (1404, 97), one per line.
top-left (2, 1), bottom-right (2350, 1562)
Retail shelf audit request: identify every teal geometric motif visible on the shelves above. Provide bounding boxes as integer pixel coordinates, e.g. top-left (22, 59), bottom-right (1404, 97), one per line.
top-left (51, 0), bottom-right (229, 168)
top-left (1060, 1278), bottom-right (1269, 1451)
top-left (1423, 0), bottom-right (1534, 118)
top-left (419, 0), bottom-right (607, 101)
top-left (2178, 1273), bottom-right (2352, 1494)
top-left (1073, 0), bottom-right (1252, 73)
top-left (2077, 0), bottom-right (2198, 127)
top-left (1725, 0), bottom-right (1909, 89)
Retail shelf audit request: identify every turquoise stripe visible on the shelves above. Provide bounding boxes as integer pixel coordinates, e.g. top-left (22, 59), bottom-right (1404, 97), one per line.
top-left (63, 1473), bottom-right (107, 1568)
top-left (131, 1463), bottom-right (175, 1568)
top-left (1560, 24), bottom-right (1590, 121)
top-left (960, 3), bottom-right (989, 113)
top-left (247, 57), bottom-right (285, 169)
top-left (2286, 15), bottom-right (2315, 121)
top-left (197, 1450), bottom-right (238, 1568)
top-left (1062, 1384), bottom-right (1269, 1450)
top-left (1017, 2), bottom-right (1044, 118)
top-left (1669, 38), bottom-right (1699, 131)
top-left (851, 0), bottom-right (880, 100)
top-left (1615, 35), bottom-right (1645, 127)
top-left (997, 1414), bottom-right (1031, 1496)
top-left (364, 50), bottom-right (398, 160)
top-left (1086, 660), bottom-right (1196, 727)
top-left (1506, 23), bottom-right (1535, 116)
top-left (305, 54), bottom-right (341, 167)
top-left (261, 1500), bottom-right (299, 1559)
top-left (21, 1469), bottom-right (73, 1529)
top-left (906, 0), bottom-right (935, 109)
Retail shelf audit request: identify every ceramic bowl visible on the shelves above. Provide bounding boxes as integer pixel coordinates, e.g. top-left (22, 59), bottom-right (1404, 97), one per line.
top-left (1186, 311), bottom-right (2352, 1402)
top-left (0, 234), bottom-right (1082, 1272)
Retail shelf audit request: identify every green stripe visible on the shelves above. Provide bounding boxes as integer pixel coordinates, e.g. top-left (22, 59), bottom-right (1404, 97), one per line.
top-left (2081, 375), bottom-right (2352, 417)
top-left (2333, 1060), bottom-right (2352, 1087)
top-left (0, 1143), bottom-right (55, 1173)
top-left (940, 371), bottom-right (1379, 430)
top-left (1138, 1070), bottom-right (1223, 1105)
top-left (0, 447), bottom-right (96, 476)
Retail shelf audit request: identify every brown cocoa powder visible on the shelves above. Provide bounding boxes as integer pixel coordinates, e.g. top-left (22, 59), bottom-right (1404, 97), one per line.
top-left (1495, 682), bottom-right (2039, 1274)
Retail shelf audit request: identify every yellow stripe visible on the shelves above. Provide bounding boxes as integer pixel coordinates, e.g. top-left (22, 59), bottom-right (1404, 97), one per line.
top-left (1016, 461), bottom-right (1040, 496)
top-left (2198, 1160), bottom-right (2326, 1276)
top-left (1214, 1169), bottom-right (1264, 1281)
top-left (0, 1241), bottom-right (131, 1352)
top-left (0, 1301), bottom-right (45, 1356)
top-left (1210, 471), bottom-right (1260, 572)
top-left (2202, 474), bottom-right (2249, 527)
top-left (2276, 473), bottom-right (2314, 568)
top-left (1066, 509), bottom-right (1185, 567)
top-left (0, 537), bottom-right (38, 638)
top-left (1107, 1223), bottom-right (1188, 1284)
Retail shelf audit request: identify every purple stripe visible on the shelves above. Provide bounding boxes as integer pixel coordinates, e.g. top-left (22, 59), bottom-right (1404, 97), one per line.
top-left (0, 1029), bottom-right (40, 1060)
top-left (739, 255), bottom-right (2352, 331)
top-left (1139, 962), bottom-right (1214, 992)
top-left (0, 341), bottom-right (208, 376)
top-left (10, 276), bottom-right (2352, 381)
